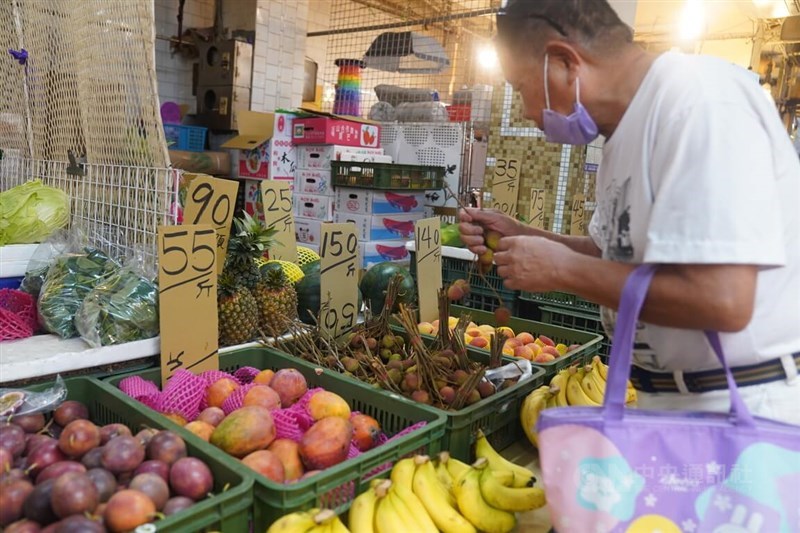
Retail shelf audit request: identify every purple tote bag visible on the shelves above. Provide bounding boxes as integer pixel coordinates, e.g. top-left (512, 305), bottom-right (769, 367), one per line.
top-left (537, 264), bottom-right (800, 533)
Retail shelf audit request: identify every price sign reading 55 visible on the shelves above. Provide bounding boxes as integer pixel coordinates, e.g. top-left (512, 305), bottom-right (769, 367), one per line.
top-left (183, 175), bottom-right (238, 274)
top-left (260, 181), bottom-right (297, 263)
top-left (158, 224), bottom-right (219, 384)
top-left (491, 158), bottom-right (520, 217)
top-left (320, 223), bottom-right (359, 339)
top-left (414, 217), bottom-right (442, 323)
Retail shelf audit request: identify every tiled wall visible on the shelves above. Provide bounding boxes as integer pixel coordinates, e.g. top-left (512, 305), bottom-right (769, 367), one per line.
top-left (154, 0), bottom-right (214, 114)
top-left (305, 0), bottom-right (332, 87)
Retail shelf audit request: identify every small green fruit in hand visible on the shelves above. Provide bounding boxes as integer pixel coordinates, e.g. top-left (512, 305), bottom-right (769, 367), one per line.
top-left (485, 230), bottom-right (502, 251)
top-left (478, 249), bottom-right (494, 274)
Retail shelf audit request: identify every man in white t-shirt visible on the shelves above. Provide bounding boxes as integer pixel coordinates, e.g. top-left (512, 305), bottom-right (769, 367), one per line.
top-left (459, 0), bottom-right (800, 424)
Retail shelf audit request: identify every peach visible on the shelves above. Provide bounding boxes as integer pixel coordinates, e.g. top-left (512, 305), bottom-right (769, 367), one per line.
top-left (478, 324), bottom-right (495, 333)
top-left (469, 337), bottom-right (489, 349)
top-left (513, 345), bottom-right (534, 360)
top-left (417, 322), bottom-right (435, 335)
top-left (206, 378), bottom-right (240, 408)
top-left (466, 328), bottom-right (483, 338)
top-left (467, 321), bottom-right (478, 329)
top-left (502, 345), bottom-right (515, 357)
top-left (538, 335), bottom-right (556, 347)
top-left (534, 353), bottom-right (556, 363)
top-left (568, 344), bottom-right (581, 351)
top-left (516, 332), bottom-right (535, 345)
top-left (555, 343), bottom-right (569, 356)
top-left (526, 342), bottom-right (543, 356)
top-left (505, 338), bottom-right (523, 349)
top-left (496, 327), bottom-right (515, 340)
top-left (253, 369), bottom-right (275, 386)
top-left (431, 320), bottom-right (440, 330)
top-left (542, 345), bottom-right (561, 357)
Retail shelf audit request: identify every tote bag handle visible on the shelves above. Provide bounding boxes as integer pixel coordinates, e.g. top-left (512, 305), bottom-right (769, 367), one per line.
top-left (603, 264), bottom-right (756, 428)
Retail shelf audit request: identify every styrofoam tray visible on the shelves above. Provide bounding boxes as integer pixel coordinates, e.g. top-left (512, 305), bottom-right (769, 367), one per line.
top-left (0, 244), bottom-right (41, 277)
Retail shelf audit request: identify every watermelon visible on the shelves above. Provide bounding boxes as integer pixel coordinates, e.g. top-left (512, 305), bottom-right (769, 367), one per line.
top-left (359, 262), bottom-right (416, 315)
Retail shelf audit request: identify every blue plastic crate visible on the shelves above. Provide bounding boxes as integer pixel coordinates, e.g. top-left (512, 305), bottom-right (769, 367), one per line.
top-left (0, 276), bottom-right (24, 290)
top-left (164, 124), bottom-right (207, 152)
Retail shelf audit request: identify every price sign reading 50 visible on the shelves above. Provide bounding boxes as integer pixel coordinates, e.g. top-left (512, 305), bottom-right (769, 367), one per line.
top-left (491, 158), bottom-right (520, 217)
top-left (183, 175), bottom-right (238, 274)
top-left (260, 181), bottom-right (297, 263)
top-left (414, 217), bottom-right (443, 323)
top-left (158, 224), bottom-right (219, 384)
top-left (320, 223), bottom-right (359, 339)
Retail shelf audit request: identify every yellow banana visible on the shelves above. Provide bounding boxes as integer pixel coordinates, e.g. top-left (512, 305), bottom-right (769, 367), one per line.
top-left (417, 455), bottom-right (456, 507)
top-left (592, 355), bottom-right (608, 380)
top-left (443, 452), bottom-right (471, 482)
top-left (267, 508), bottom-right (321, 533)
top-left (478, 466), bottom-right (546, 512)
top-left (520, 385), bottom-right (550, 447)
top-left (435, 454), bottom-right (455, 497)
top-left (474, 429), bottom-right (534, 488)
top-left (566, 366), bottom-right (600, 406)
top-left (308, 510), bottom-right (339, 533)
top-left (581, 365), bottom-right (606, 404)
top-left (329, 515), bottom-right (350, 533)
top-left (348, 484), bottom-right (379, 533)
top-left (389, 457), bottom-right (416, 490)
top-left (453, 459), bottom-right (516, 533)
top-left (626, 386), bottom-right (638, 406)
top-left (374, 481), bottom-right (410, 533)
top-left (390, 482), bottom-right (439, 533)
top-left (412, 456), bottom-right (476, 533)
top-left (549, 368), bottom-right (571, 407)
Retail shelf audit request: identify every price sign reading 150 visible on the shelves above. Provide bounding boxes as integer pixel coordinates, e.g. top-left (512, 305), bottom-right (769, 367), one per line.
top-left (319, 224), bottom-right (359, 339)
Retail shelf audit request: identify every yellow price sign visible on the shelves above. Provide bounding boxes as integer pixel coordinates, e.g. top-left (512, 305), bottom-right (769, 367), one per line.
top-left (158, 225), bottom-right (219, 384)
top-left (570, 194), bottom-right (586, 236)
top-left (319, 223), bottom-right (359, 339)
top-left (529, 188), bottom-right (546, 229)
top-left (414, 217), bottom-right (442, 323)
top-left (491, 158), bottom-right (520, 217)
top-left (260, 181), bottom-right (298, 263)
top-left (182, 175), bottom-right (238, 274)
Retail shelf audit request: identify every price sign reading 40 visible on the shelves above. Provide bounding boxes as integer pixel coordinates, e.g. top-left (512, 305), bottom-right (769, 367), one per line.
top-left (570, 193), bottom-right (586, 236)
top-left (183, 174), bottom-right (238, 274)
top-left (158, 225), bottom-right (219, 384)
top-left (319, 223), bottom-right (359, 339)
top-left (414, 217), bottom-right (442, 323)
top-left (491, 158), bottom-right (520, 217)
top-left (260, 180), bottom-right (297, 264)
top-left (529, 188), bottom-right (546, 230)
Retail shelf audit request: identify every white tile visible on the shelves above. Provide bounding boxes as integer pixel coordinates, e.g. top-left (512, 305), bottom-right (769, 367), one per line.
top-left (253, 56), bottom-right (267, 74)
top-left (254, 40), bottom-right (268, 59)
top-left (256, 6), bottom-right (268, 25)
top-left (251, 89), bottom-right (265, 106)
top-left (252, 71), bottom-right (266, 91)
top-left (265, 80), bottom-right (278, 97)
top-left (265, 64), bottom-right (280, 82)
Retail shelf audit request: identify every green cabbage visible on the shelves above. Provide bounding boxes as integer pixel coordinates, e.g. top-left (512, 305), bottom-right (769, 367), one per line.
top-left (0, 180), bottom-right (70, 245)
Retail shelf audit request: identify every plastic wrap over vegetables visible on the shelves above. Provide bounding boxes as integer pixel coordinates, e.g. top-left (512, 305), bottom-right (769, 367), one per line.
top-left (0, 180), bottom-right (70, 245)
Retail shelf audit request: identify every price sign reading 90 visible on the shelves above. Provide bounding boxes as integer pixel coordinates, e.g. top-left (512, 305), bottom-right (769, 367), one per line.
top-left (491, 158), bottom-right (520, 217)
top-left (158, 224), bottom-right (219, 384)
top-left (319, 223), bottom-right (359, 339)
top-left (414, 217), bottom-right (442, 323)
top-left (183, 175), bottom-right (238, 274)
top-left (260, 181), bottom-right (297, 264)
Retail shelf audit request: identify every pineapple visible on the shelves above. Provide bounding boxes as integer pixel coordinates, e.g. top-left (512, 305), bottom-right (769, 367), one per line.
top-left (217, 274), bottom-right (259, 346)
top-left (253, 268), bottom-right (298, 337)
top-left (224, 212), bottom-right (276, 290)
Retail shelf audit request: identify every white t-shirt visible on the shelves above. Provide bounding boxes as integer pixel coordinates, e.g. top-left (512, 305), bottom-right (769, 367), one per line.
top-left (588, 51), bottom-right (800, 372)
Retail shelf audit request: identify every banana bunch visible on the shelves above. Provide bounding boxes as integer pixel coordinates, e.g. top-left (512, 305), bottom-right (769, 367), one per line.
top-left (267, 508), bottom-right (350, 533)
top-left (520, 355), bottom-right (638, 447)
top-left (349, 432), bottom-right (545, 533)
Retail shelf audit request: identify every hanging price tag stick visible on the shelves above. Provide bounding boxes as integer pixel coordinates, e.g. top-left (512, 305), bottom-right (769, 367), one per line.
top-left (319, 223), bottom-right (359, 340)
top-left (570, 193), bottom-right (586, 235)
top-left (158, 224), bottom-right (219, 384)
top-left (260, 181), bottom-right (298, 263)
top-left (183, 175), bottom-right (238, 274)
top-left (490, 158), bottom-right (520, 217)
top-left (414, 217), bottom-right (442, 323)
top-left (529, 188), bottom-right (546, 230)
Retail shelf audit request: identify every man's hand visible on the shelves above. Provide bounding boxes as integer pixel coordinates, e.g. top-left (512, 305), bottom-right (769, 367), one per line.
top-left (494, 236), bottom-right (576, 291)
top-left (458, 208), bottom-right (522, 256)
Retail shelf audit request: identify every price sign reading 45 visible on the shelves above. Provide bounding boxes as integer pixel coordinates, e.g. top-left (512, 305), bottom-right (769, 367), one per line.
top-left (319, 223), bottom-right (359, 339)
top-left (158, 225), bottom-right (219, 384)
top-left (183, 174), bottom-right (238, 274)
top-left (529, 188), bottom-right (546, 230)
top-left (414, 217), bottom-right (442, 323)
top-left (570, 194), bottom-right (586, 236)
top-left (260, 180), bottom-right (297, 263)
top-left (491, 158), bottom-right (520, 217)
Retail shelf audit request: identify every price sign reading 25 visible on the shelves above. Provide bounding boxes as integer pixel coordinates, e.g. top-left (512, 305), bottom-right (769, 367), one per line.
top-left (183, 175), bottom-right (238, 274)
top-left (414, 217), bottom-right (443, 323)
top-left (158, 224), bottom-right (220, 384)
top-left (260, 181), bottom-right (297, 264)
top-left (319, 223), bottom-right (359, 339)
top-left (491, 158), bottom-right (520, 217)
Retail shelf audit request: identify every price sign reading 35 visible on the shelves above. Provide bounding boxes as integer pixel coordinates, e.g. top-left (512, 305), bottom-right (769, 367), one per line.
top-left (414, 217), bottom-right (442, 323)
top-left (320, 223), bottom-right (359, 339)
top-left (158, 224), bottom-right (219, 384)
top-left (491, 158), bottom-right (520, 217)
top-left (260, 181), bottom-right (298, 263)
top-left (183, 175), bottom-right (238, 274)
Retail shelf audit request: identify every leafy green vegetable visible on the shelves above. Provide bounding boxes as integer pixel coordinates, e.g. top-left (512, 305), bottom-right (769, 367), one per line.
top-left (0, 180), bottom-right (70, 245)
top-left (75, 269), bottom-right (159, 347)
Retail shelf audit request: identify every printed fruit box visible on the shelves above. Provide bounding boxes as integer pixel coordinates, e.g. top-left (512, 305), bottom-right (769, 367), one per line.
top-left (105, 347), bottom-right (445, 531)
top-left (22, 377), bottom-right (252, 533)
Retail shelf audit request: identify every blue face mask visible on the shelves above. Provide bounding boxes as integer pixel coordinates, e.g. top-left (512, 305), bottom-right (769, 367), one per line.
top-left (541, 54), bottom-right (599, 145)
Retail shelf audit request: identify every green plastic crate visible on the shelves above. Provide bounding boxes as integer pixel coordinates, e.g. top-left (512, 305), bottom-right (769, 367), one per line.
top-left (539, 305), bottom-right (610, 357)
top-left (106, 347), bottom-right (446, 532)
top-left (408, 251), bottom-right (519, 314)
top-left (331, 161), bottom-right (445, 190)
top-left (28, 378), bottom-right (252, 533)
top-left (520, 290), bottom-right (600, 313)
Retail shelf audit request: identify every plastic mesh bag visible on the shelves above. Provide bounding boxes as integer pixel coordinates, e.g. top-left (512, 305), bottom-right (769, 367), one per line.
top-left (0, 288), bottom-right (37, 340)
